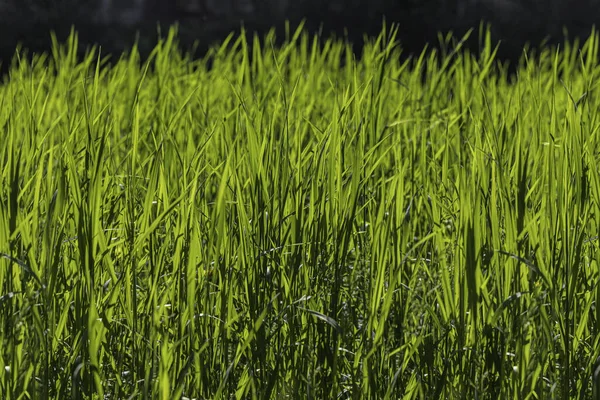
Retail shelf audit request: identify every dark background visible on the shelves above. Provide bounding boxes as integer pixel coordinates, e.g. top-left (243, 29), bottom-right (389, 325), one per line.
top-left (0, 0), bottom-right (599, 77)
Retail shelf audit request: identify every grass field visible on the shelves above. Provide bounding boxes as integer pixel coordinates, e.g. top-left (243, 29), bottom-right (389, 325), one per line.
top-left (1, 22), bottom-right (600, 399)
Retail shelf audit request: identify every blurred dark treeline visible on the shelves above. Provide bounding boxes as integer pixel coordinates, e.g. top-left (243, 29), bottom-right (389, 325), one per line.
top-left (0, 0), bottom-right (599, 78)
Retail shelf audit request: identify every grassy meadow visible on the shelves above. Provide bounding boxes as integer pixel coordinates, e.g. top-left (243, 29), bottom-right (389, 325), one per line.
top-left (2, 22), bottom-right (600, 399)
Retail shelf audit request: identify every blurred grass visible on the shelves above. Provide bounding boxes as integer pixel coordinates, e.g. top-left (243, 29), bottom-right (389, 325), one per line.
top-left (1, 0), bottom-right (599, 80)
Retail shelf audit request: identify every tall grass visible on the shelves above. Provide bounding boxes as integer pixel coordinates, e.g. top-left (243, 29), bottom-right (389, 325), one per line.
top-left (1, 22), bottom-right (600, 399)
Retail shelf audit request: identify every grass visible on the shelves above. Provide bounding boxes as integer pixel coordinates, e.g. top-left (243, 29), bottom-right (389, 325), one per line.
top-left (1, 21), bottom-right (600, 399)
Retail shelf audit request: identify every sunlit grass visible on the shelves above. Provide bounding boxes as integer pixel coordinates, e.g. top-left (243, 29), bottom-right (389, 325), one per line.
top-left (1, 22), bottom-right (600, 399)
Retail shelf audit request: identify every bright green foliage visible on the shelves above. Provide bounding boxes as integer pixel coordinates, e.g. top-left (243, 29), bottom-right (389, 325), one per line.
top-left (1, 22), bottom-right (600, 399)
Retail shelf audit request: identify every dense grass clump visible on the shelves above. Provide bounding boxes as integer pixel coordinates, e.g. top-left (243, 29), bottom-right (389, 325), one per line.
top-left (2, 23), bottom-right (600, 399)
